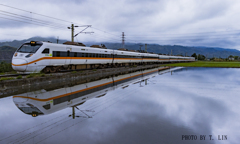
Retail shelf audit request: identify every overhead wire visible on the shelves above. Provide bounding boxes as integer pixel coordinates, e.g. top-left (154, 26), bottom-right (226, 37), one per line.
top-left (91, 27), bottom-right (121, 37)
top-left (1, 3), bottom-right (240, 46)
top-left (0, 4), bottom-right (74, 24)
top-left (0, 16), bottom-right (68, 31)
top-left (0, 10), bottom-right (69, 27)
top-left (0, 13), bottom-right (68, 30)
top-left (0, 4), bottom-right (120, 43)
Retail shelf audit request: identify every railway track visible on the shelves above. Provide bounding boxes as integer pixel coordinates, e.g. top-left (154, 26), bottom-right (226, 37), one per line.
top-left (0, 64), bottom-right (162, 79)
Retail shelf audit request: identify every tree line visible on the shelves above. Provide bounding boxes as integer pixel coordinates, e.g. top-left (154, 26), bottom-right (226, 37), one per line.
top-left (191, 53), bottom-right (239, 61)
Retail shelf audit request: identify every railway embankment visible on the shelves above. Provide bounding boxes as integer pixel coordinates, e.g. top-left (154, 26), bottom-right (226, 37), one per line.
top-left (0, 65), bottom-right (170, 98)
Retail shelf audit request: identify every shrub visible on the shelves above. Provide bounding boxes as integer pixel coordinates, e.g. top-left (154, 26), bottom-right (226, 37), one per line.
top-left (26, 75), bottom-right (33, 78)
top-left (0, 61), bottom-right (13, 73)
top-left (16, 75), bottom-right (22, 79)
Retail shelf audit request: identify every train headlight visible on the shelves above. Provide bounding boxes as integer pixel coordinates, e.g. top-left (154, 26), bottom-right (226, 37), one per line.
top-left (14, 53), bottom-right (18, 57)
top-left (25, 54), bottom-right (33, 58)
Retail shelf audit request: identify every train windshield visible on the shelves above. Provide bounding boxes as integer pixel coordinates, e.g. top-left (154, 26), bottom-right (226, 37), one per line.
top-left (18, 107), bottom-right (44, 115)
top-left (17, 42), bottom-right (43, 53)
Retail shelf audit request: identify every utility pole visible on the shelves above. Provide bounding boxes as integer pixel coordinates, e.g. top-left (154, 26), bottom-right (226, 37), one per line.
top-left (122, 32), bottom-right (125, 48)
top-left (68, 24), bottom-right (93, 42)
top-left (71, 24), bottom-right (74, 42)
top-left (72, 107), bottom-right (75, 119)
top-left (139, 44), bottom-right (143, 52)
top-left (145, 44), bottom-right (147, 52)
top-left (68, 24), bottom-right (77, 42)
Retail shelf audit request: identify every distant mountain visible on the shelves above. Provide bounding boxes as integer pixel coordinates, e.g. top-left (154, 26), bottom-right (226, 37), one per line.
top-left (194, 46), bottom-right (240, 52)
top-left (0, 46), bottom-right (17, 63)
top-left (1, 36), bottom-right (240, 63)
top-left (105, 43), bottom-right (240, 58)
top-left (0, 36), bottom-right (69, 48)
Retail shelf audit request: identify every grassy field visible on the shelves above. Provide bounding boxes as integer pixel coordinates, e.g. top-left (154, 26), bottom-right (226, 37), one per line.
top-left (163, 61), bottom-right (240, 68)
top-left (0, 61), bottom-right (13, 73)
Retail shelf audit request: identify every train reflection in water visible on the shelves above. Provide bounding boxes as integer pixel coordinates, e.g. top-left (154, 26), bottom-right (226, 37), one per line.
top-left (13, 67), bottom-right (180, 117)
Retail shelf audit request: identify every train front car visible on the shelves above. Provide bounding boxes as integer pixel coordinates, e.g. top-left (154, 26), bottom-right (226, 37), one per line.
top-left (12, 41), bottom-right (45, 73)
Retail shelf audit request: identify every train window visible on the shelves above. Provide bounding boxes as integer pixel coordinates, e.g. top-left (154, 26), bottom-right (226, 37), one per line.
top-left (89, 53), bottom-right (92, 57)
top-left (60, 52), bottom-right (67, 57)
top-left (96, 54), bottom-right (99, 57)
top-left (56, 51), bottom-right (60, 57)
top-left (17, 42), bottom-right (43, 53)
top-left (42, 48), bottom-right (49, 54)
top-left (43, 104), bottom-right (50, 110)
top-left (67, 51), bottom-right (70, 57)
top-left (74, 52), bottom-right (77, 57)
top-left (77, 53), bottom-right (81, 57)
top-left (92, 53), bottom-right (96, 57)
top-left (85, 53), bottom-right (88, 57)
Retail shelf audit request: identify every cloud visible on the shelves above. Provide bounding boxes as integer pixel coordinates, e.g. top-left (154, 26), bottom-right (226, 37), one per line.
top-left (1, 0), bottom-right (240, 48)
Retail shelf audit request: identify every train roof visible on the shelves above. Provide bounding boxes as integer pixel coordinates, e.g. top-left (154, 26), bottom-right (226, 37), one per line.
top-left (26, 41), bottom-right (195, 58)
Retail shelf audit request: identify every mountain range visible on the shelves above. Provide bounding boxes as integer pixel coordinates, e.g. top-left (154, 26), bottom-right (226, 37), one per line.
top-left (1, 36), bottom-right (240, 62)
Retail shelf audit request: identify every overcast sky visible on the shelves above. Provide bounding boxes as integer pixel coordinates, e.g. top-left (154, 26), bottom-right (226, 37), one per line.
top-left (1, 0), bottom-right (240, 49)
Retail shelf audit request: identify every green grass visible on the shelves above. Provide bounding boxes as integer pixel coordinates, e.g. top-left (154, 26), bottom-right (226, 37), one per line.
top-left (26, 73), bottom-right (45, 78)
top-left (0, 77), bottom-right (15, 81)
top-left (163, 61), bottom-right (240, 68)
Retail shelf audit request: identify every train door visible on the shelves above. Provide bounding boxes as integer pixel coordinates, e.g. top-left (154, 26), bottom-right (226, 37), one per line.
top-left (112, 50), bottom-right (115, 64)
top-left (65, 47), bottom-right (72, 65)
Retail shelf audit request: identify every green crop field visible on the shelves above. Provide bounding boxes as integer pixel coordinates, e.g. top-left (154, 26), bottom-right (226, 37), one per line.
top-left (163, 61), bottom-right (240, 68)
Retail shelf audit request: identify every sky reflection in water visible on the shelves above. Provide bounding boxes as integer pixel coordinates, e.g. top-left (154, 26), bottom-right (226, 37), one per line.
top-left (0, 67), bottom-right (239, 144)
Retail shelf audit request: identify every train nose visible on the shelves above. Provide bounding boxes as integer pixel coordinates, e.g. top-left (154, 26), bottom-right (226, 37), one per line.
top-left (12, 59), bottom-right (28, 71)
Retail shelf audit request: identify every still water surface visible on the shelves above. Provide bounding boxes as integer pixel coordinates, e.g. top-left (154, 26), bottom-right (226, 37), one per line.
top-left (0, 67), bottom-right (239, 144)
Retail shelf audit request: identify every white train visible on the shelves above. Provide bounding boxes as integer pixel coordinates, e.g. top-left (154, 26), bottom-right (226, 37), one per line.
top-left (13, 67), bottom-right (172, 117)
top-left (12, 41), bottom-right (195, 73)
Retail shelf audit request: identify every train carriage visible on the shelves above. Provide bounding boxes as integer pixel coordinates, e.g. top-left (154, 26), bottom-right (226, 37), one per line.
top-left (12, 41), bottom-right (195, 73)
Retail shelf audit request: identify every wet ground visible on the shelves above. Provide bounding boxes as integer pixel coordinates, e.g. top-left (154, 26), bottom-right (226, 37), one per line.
top-left (0, 67), bottom-right (239, 144)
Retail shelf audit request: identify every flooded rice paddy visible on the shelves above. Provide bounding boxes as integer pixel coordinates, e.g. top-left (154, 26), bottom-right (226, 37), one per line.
top-left (0, 67), bottom-right (239, 144)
